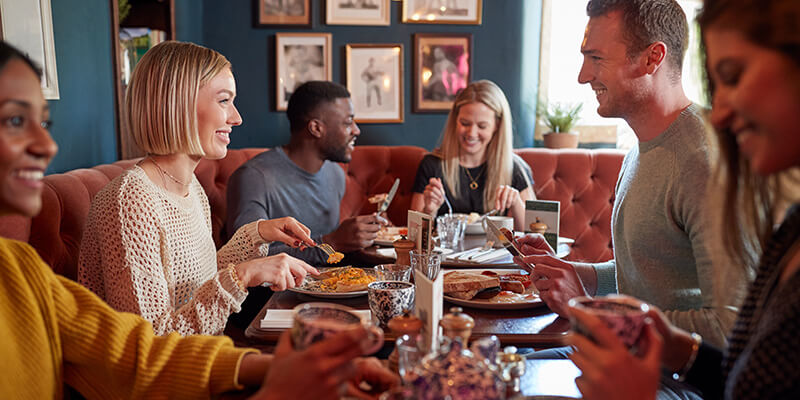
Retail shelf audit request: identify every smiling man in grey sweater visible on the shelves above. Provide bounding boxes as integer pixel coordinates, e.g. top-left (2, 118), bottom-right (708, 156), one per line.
top-left (519, 0), bottom-right (750, 349)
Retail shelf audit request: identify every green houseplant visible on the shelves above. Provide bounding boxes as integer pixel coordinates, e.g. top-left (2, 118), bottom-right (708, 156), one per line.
top-left (536, 99), bottom-right (583, 149)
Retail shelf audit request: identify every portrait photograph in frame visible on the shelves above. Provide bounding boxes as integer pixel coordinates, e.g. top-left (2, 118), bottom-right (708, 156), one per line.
top-left (256, 0), bottom-right (311, 27)
top-left (275, 33), bottom-right (332, 111)
top-left (346, 44), bottom-right (403, 123)
top-left (0, 0), bottom-right (59, 99)
top-left (402, 0), bottom-right (482, 25)
top-left (413, 33), bottom-right (471, 112)
top-left (326, 0), bottom-right (390, 26)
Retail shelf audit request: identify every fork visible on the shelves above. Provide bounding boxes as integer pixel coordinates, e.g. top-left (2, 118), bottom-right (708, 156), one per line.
top-left (317, 243), bottom-right (344, 264)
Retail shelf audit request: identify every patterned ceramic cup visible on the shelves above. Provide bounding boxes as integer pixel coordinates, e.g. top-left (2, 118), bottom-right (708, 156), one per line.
top-left (368, 281), bottom-right (415, 328)
top-left (291, 302), bottom-right (384, 355)
top-left (568, 295), bottom-right (650, 350)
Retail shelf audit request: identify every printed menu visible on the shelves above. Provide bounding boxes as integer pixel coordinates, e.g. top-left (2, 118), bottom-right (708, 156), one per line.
top-left (414, 268), bottom-right (442, 353)
top-left (525, 200), bottom-right (560, 251)
top-left (407, 210), bottom-right (433, 253)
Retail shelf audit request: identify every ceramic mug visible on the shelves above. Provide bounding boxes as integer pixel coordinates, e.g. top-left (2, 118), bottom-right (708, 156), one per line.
top-left (568, 295), bottom-right (650, 350)
top-left (368, 281), bottom-right (415, 328)
top-left (291, 302), bottom-right (384, 355)
top-left (482, 216), bottom-right (514, 247)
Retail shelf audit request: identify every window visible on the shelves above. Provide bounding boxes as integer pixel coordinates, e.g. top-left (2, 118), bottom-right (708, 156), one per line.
top-left (537, 0), bottom-right (706, 149)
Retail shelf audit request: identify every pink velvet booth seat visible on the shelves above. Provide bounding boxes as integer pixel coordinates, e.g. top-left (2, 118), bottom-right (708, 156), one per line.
top-left (0, 146), bottom-right (625, 281)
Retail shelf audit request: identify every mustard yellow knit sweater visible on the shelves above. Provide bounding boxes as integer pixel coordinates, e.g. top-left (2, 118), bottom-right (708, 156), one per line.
top-left (0, 237), bottom-right (257, 399)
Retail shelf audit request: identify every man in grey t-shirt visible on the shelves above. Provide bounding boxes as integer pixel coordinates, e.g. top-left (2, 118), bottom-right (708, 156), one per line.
top-left (226, 81), bottom-right (386, 267)
top-left (518, 0), bottom-right (749, 348)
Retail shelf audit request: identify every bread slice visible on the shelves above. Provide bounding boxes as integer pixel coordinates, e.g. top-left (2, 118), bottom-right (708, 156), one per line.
top-left (443, 271), bottom-right (500, 297)
top-left (499, 280), bottom-right (525, 294)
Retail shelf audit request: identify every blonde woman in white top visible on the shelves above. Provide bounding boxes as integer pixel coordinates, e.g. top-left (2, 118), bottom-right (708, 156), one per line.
top-left (78, 41), bottom-right (319, 335)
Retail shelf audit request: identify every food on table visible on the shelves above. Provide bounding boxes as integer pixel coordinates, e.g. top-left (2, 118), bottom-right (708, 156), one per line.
top-left (377, 226), bottom-right (408, 242)
top-left (326, 251), bottom-right (344, 264)
top-left (368, 193), bottom-right (388, 204)
top-left (443, 271), bottom-right (501, 300)
top-left (466, 212), bottom-right (481, 225)
top-left (444, 270), bottom-right (538, 302)
top-left (304, 266), bottom-right (376, 293)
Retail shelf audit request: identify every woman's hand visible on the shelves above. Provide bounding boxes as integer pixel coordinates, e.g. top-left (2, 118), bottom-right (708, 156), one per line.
top-left (421, 178), bottom-right (446, 215)
top-left (235, 253), bottom-right (319, 290)
top-left (258, 217), bottom-right (315, 249)
top-left (494, 184), bottom-right (522, 212)
top-left (251, 329), bottom-right (367, 400)
top-left (567, 304), bottom-right (662, 400)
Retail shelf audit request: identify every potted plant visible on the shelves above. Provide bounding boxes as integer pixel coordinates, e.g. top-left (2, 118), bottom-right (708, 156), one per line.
top-left (536, 99), bottom-right (583, 149)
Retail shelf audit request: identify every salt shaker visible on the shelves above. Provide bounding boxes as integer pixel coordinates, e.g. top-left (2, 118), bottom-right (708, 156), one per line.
top-left (387, 310), bottom-right (423, 374)
top-left (393, 236), bottom-right (415, 267)
top-left (497, 346), bottom-right (526, 398)
top-left (439, 306), bottom-right (475, 345)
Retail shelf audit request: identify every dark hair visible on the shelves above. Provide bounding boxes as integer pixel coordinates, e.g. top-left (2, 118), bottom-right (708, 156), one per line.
top-left (0, 41), bottom-right (42, 78)
top-left (698, 0), bottom-right (800, 268)
top-left (587, 0), bottom-right (688, 81)
top-left (286, 81), bottom-right (350, 133)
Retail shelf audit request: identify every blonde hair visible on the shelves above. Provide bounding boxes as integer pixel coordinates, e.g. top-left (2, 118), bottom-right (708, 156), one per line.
top-left (438, 80), bottom-right (521, 212)
top-left (125, 41), bottom-right (231, 156)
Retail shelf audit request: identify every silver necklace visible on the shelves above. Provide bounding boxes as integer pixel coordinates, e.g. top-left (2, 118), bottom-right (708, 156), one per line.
top-left (148, 156), bottom-right (190, 187)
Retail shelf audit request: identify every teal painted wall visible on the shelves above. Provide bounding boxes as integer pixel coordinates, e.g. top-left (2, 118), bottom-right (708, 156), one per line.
top-left (200, 0), bottom-right (542, 150)
top-left (42, 0), bottom-right (541, 173)
top-left (47, 0), bottom-right (118, 173)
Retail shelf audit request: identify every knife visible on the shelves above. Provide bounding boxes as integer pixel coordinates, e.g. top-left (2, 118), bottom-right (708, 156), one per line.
top-left (377, 178), bottom-right (400, 214)
top-left (484, 218), bottom-right (535, 272)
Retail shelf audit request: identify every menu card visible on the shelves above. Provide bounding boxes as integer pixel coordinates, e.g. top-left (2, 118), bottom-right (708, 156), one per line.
top-left (525, 200), bottom-right (560, 251)
top-left (407, 210), bottom-right (433, 253)
top-left (414, 268), bottom-right (443, 353)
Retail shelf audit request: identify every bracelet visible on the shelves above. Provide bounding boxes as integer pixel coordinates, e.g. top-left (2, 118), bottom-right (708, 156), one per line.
top-left (227, 264), bottom-right (248, 293)
top-left (673, 332), bottom-right (702, 381)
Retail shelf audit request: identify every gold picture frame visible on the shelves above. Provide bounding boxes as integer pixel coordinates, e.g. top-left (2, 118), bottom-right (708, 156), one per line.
top-left (326, 0), bottom-right (390, 26)
top-left (402, 0), bottom-right (482, 25)
top-left (346, 43), bottom-right (404, 123)
top-left (413, 33), bottom-right (471, 112)
top-left (257, 0), bottom-right (311, 27)
top-left (275, 32), bottom-right (333, 111)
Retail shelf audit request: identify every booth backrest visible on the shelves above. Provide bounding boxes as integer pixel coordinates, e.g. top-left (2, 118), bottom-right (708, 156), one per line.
top-left (0, 146), bottom-right (625, 280)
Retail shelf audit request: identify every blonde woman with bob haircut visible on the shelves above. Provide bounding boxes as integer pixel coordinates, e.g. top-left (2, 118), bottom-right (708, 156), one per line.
top-left (78, 41), bottom-right (320, 336)
top-left (410, 80), bottom-right (535, 231)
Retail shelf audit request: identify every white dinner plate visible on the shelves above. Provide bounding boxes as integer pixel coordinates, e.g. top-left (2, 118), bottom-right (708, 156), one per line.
top-left (288, 287), bottom-right (367, 299)
top-left (442, 269), bottom-right (544, 310)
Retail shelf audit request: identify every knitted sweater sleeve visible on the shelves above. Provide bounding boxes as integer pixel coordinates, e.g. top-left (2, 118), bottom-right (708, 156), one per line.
top-left (79, 177), bottom-right (248, 336)
top-left (217, 220), bottom-right (271, 267)
top-left (53, 270), bottom-right (257, 398)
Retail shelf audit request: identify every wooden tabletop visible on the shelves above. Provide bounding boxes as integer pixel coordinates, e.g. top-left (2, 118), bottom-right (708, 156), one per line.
top-left (244, 289), bottom-right (569, 347)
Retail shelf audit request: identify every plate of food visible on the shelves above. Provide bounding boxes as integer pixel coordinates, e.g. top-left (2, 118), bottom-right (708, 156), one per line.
top-left (375, 226), bottom-right (408, 247)
top-left (289, 266), bottom-right (377, 298)
top-left (442, 269), bottom-right (543, 310)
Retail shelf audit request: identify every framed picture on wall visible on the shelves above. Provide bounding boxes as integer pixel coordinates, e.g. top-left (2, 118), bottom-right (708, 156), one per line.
top-left (256, 0), bottom-right (311, 27)
top-left (346, 44), bottom-right (403, 123)
top-left (413, 33), bottom-right (471, 112)
top-left (0, 0), bottom-right (59, 99)
top-left (275, 33), bottom-right (332, 111)
top-left (326, 0), bottom-right (390, 26)
top-left (402, 0), bottom-right (483, 25)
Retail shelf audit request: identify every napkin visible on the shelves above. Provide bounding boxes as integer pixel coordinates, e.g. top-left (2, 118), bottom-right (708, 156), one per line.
top-left (260, 309), bottom-right (372, 329)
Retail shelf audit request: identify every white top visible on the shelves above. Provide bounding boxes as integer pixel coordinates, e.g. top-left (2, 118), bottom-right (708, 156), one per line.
top-left (78, 166), bottom-right (269, 335)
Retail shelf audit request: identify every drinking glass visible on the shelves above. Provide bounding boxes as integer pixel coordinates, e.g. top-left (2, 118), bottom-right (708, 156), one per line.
top-left (436, 214), bottom-right (467, 248)
top-left (410, 250), bottom-right (442, 281)
top-left (374, 264), bottom-right (412, 282)
top-left (396, 334), bottom-right (423, 383)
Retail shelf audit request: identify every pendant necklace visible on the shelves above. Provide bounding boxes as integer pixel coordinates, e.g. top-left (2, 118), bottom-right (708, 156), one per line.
top-left (463, 165), bottom-right (485, 190)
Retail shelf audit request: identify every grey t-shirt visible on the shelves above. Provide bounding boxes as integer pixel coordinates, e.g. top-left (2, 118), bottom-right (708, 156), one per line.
top-left (225, 147), bottom-right (345, 266)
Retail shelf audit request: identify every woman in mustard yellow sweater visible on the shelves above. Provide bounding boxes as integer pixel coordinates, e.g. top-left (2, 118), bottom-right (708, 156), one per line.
top-left (0, 41), bottom-right (396, 399)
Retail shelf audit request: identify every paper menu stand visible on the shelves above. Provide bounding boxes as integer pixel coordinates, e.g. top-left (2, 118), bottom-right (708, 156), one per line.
top-left (413, 268), bottom-right (443, 353)
top-left (407, 210), bottom-right (433, 253)
top-left (525, 200), bottom-right (560, 251)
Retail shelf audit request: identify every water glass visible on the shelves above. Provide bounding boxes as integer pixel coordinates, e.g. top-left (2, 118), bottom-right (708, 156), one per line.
top-left (396, 334), bottom-right (423, 383)
top-left (374, 264), bottom-right (412, 282)
top-left (410, 250), bottom-right (442, 281)
top-left (436, 214), bottom-right (467, 248)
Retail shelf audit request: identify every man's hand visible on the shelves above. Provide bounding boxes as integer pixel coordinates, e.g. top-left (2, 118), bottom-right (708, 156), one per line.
top-left (251, 329), bottom-right (367, 400)
top-left (516, 233), bottom-right (555, 256)
top-left (344, 357), bottom-right (401, 399)
top-left (521, 254), bottom-right (587, 317)
top-left (324, 214), bottom-right (387, 252)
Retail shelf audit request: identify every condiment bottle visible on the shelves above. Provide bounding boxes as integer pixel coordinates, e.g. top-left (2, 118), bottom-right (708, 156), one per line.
top-left (439, 306), bottom-right (475, 346)
top-left (529, 217), bottom-right (548, 234)
top-left (387, 310), bottom-right (424, 373)
top-left (393, 236), bottom-right (415, 267)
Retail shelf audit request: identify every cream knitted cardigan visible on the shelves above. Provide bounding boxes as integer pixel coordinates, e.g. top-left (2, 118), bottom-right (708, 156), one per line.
top-left (79, 166), bottom-right (269, 336)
